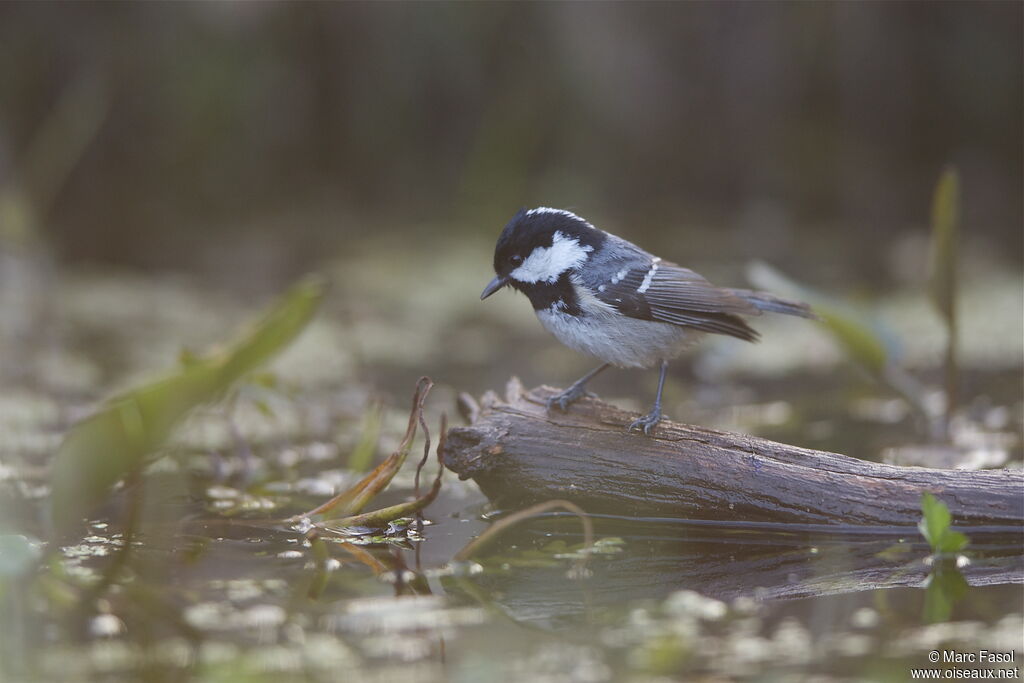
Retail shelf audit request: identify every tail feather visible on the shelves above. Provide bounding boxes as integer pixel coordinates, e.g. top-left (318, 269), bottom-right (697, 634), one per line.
top-left (725, 288), bottom-right (818, 320)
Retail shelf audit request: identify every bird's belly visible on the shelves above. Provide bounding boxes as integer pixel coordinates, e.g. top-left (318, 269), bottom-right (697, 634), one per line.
top-left (535, 308), bottom-right (694, 368)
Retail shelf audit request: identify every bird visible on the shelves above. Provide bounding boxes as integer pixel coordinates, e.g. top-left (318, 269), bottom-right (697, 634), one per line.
top-left (480, 207), bottom-right (815, 434)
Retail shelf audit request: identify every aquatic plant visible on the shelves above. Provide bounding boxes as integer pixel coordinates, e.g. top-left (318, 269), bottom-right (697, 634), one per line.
top-left (50, 276), bottom-right (327, 539)
top-left (750, 167), bottom-right (964, 444)
top-left (919, 492), bottom-right (970, 623)
top-left (918, 491), bottom-right (968, 556)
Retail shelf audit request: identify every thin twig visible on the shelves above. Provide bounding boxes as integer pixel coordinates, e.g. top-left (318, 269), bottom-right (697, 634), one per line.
top-left (414, 401), bottom-right (433, 498)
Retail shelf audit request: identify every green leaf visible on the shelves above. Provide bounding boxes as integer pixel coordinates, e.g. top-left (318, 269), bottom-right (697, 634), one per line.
top-left (929, 166), bottom-right (960, 329)
top-left (252, 399), bottom-right (276, 419)
top-left (818, 308), bottom-right (889, 376)
top-left (747, 261), bottom-right (891, 376)
top-left (177, 347), bottom-right (202, 367)
top-left (923, 562), bottom-right (969, 623)
top-left (50, 275), bottom-right (327, 538)
top-left (940, 529), bottom-right (969, 554)
top-left (247, 372), bottom-right (279, 390)
top-left (347, 403), bottom-right (383, 473)
top-left (918, 492), bottom-right (969, 554)
top-left (918, 491), bottom-right (950, 548)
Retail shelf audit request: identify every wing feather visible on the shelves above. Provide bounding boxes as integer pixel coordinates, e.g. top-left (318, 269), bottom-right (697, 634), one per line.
top-left (583, 248), bottom-right (761, 342)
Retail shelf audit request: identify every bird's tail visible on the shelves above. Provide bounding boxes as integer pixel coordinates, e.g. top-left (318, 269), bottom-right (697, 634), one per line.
top-left (726, 289), bottom-right (818, 320)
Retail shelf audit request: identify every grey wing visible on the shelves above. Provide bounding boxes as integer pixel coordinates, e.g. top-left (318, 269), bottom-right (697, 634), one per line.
top-left (582, 240), bottom-right (761, 342)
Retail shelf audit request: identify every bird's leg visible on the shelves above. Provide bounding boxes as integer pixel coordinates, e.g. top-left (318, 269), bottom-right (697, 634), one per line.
top-left (629, 360), bottom-right (669, 435)
top-left (547, 363), bottom-right (610, 412)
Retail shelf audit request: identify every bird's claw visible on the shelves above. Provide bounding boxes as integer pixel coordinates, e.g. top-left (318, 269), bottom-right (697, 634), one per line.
top-left (546, 386), bottom-right (591, 412)
top-left (628, 409), bottom-right (662, 435)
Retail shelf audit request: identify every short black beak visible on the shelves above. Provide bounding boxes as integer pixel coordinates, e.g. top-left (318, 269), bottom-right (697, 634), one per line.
top-left (480, 275), bottom-right (509, 300)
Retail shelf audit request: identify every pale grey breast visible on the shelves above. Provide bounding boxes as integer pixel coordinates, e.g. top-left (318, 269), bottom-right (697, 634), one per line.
top-left (535, 279), bottom-right (696, 368)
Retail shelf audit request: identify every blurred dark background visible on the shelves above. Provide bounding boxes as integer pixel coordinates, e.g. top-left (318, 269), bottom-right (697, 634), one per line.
top-left (3, 7), bottom-right (1023, 681)
top-left (1, 1), bottom-right (1020, 291)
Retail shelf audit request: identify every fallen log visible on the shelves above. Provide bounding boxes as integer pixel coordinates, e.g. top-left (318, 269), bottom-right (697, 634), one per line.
top-left (442, 379), bottom-right (1024, 529)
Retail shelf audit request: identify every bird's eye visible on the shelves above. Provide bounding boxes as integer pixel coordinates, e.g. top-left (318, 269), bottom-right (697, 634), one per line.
top-left (510, 255), bottom-right (523, 264)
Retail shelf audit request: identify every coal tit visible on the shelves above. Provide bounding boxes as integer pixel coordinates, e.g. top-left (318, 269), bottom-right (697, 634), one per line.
top-left (481, 207), bottom-right (815, 434)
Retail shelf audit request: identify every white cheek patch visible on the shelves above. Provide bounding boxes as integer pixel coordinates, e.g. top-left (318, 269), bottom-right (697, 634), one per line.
top-left (510, 231), bottom-right (593, 284)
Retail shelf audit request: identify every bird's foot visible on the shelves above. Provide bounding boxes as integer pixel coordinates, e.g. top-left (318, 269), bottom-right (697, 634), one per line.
top-left (628, 407), bottom-right (662, 435)
top-left (546, 384), bottom-right (592, 412)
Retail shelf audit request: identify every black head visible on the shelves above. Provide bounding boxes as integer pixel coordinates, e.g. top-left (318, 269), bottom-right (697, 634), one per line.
top-left (481, 207), bottom-right (606, 299)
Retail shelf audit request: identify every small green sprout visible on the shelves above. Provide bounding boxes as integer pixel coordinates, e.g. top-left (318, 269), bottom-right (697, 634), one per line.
top-left (918, 492), bottom-right (969, 555)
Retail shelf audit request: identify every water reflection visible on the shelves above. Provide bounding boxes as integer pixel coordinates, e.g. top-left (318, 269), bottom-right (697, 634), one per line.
top-left (446, 515), bottom-right (1023, 627)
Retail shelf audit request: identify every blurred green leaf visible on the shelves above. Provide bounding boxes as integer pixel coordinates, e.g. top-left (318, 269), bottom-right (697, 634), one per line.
top-left (50, 275), bottom-right (327, 538)
top-left (817, 308), bottom-right (889, 376)
top-left (347, 402), bottom-right (383, 473)
top-left (929, 166), bottom-right (960, 329)
top-left (177, 347), bottom-right (202, 367)
top-left (749, 261), bottom-right (941, 427)
top-left (25, 74), bottom-right (109, 221)
top-left (0, 188), bottom-right (37, 245)
top-left (923, 562), bottom-right (969, 624)
top-left (874, 542), bottom-right (913, 562)
top-left (252, 399), bottom-right (276, 419)
top-left (918, 492), bottom-right (969, 554)
top-left (747, 261), bottom-right (891, 376)
top-left (247, 372), bottom-right (279, 390)
top-left (928, 166), bottom-right (961, 437)
top-left (306, 536), bottom-right (331, 600)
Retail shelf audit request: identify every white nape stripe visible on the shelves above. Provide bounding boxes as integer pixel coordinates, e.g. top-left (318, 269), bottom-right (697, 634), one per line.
top-left (510, 230), bottom-right (593, 284)
top-left (526, 207), bottom-right (607, 239)
top-left (525, 207), bottom-right (586, 223)
top-left (636, 257), bottom-right (661, 294)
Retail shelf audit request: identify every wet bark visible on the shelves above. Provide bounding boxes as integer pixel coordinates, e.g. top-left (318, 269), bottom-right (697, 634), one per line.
top-left (442, 379), bottom-right (1024, 529)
